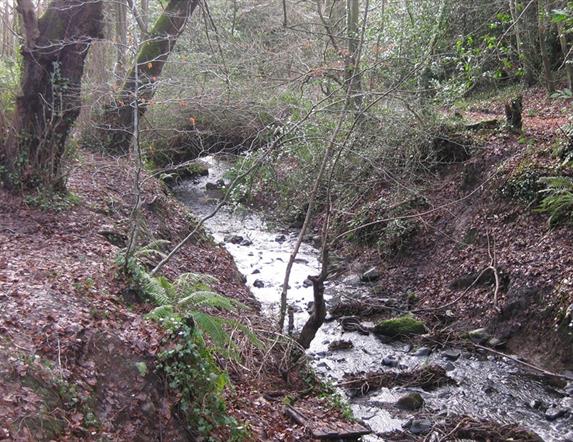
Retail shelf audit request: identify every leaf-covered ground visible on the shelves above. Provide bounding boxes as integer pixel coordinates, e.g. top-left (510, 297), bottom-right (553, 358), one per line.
top-left (0, 152), bottom-right (346, 441)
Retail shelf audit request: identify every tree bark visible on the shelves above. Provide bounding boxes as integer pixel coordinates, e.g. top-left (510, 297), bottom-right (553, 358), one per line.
top-left (538, 0), bottom-right (555, 91)
top-left (91, 0), bottom-right (199, 152)
top-left (1, 0), bottom-right (103, 190)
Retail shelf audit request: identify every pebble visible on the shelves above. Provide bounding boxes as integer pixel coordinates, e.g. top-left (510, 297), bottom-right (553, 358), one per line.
top-left (414, 346), bottom-right (432, 357)
top-left (240, 239), bottom-right (253, 246)
top-left (382, 356), bottom-right (399, 368)
top-left (444, 362), bottom-right (456, 371)
top-left (408, 418), bottom-right (432, 435)
top-left (442, 349), bottom-right (461, 361)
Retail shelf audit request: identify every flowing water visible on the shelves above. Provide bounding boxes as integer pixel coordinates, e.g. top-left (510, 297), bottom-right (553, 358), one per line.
top-left (175, 155), bottom-right (573, 441)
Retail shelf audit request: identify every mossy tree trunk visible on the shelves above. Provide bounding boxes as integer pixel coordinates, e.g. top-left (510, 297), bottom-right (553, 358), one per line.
top-left (93, 0), bottom-right (199, 152)
top-left (0, 0), bottom-right (103, 191)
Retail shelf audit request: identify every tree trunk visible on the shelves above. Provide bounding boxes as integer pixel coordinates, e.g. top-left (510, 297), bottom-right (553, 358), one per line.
top-left (538, 0), bottom-right (555, 91)
top-left (90, 0), bottom-right (198, 152)
top-left (345, 0), bottom-right (361, 107)
top-left (115, 0), bottom-right (128, 78)
top-left (556, 0), bottom-right (573, 90)
top-left (1, 0), bottom-right (103, 191)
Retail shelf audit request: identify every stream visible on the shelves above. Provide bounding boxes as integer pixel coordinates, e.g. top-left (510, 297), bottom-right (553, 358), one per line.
top-left (174, 155), bottom-right (573, 441)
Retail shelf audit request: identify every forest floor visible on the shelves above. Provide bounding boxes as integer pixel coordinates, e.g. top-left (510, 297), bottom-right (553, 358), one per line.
top-left (0, 152), bottom-right (348, 440)
top-left (334, 87), bottom-right (573, 370)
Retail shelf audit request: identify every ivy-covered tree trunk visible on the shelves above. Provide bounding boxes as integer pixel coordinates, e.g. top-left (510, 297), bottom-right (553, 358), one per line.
top-left (0, 0), bottom-right (103, 191)
top-left (92, 0), bottom-right (199, 152)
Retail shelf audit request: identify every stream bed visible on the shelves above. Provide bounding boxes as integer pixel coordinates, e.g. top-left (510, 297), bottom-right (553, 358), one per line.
top-left (174, 155), bottom-right (573, 441)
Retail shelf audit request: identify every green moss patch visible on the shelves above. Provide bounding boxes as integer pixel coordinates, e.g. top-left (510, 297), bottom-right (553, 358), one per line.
top-left (373, 315), bottom-right (426, 337)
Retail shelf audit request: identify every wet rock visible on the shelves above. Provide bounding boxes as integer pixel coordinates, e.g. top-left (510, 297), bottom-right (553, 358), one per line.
top-left (361, 267), bottom-right (381, 282)
top-left (564, 431), bottom-right (573, 442)
top-left (408, 418), bottom-right (432, 435)
top-left (382, 356), bottom-right (399, 368)
top-left (302, 278), bottom-right (313, 288)
top-left (252, 269), bottom-right (260, 274)
top-left (373, 315), bottom-right (426, 338)
top-left (205, 179), bottom-right (225, 190)
top-left (561, 397), bottom-right (573, 409)
top-left (240, 274), bottom-right (247, 283)
top-left (545, 407), bottom-right (567, 421)
top-left (294, 258), bottom-right (308, 264)
top-left (240, 239), bottom-right (253, 246)
top-left (442, 349), bottom-right (461, 361)
top-left (444, 362), bottom-right (456, 371)
top-left (396, 392), bottom-right (424, 410)
top-left (468, 327), bottom-right (490, 344)
top-left (414, 347), bottom-right (432, 357)
top-left (275, 234), bottom-right (287, 243)
top-left (529, 399), bottom-right (544, 410)
top-left (564, 382), bottom-right (573, 396)
top-left (224, 234), bottom-right (243, 244)
top-left (342, 274), bottom-right (362, 286)
top-left (248, 252), bottom-right (254, 256)
top-left (328, 340), bottom-right (354, 351)
top-left (253, 279), bottom-right (265, 288)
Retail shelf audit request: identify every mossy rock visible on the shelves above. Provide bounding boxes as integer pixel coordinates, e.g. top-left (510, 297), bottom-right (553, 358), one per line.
top-left (161, 160), bottom-right (209, 185)
top-left (373, 315), bottom-right (426, 337)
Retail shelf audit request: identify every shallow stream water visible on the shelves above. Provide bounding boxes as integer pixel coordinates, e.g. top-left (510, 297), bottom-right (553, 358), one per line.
top-left (175, 155), bottom-right (573, 441)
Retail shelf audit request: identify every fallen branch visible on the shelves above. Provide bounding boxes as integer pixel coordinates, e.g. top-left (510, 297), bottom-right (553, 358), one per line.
top-left (473, 343), bottom-right (573, 382)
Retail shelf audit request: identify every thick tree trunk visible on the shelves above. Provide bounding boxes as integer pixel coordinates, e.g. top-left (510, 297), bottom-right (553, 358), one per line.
top-left (1, 0), bottom-right (103, 190)
top-left (90, 0), bottom-right (198, 152)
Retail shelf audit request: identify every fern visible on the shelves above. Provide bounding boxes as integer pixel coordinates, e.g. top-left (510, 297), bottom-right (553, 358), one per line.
top-left (178, 291), bottom-right (237, 311)
top-left (536, 176), bottom-right (573, 226)
top-left (133, 239), bottom-right (171, 260)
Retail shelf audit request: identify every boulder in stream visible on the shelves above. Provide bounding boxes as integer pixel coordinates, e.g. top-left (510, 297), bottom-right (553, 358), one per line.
top-left (407, 418), bottom-right (432, 435)
top-left (328, 340), bottom-right (354, 351)
top-left (275, 234), bottom-right (287, 243)
top-left (373, 315), bottom-right (426, 338)
top-left (361, 267), bottom-right (381, 282)
top-left (545, 407), bottom-right (567, 421)
top-left (253, 279), bottom-right (265, 288)
top-left (414, 346), bottom-right (432, 357)
top-left (396, 392), bottom-right (424, 410)
top-left (442, 349), bottom-right (462, 361)
top-left (224, 234), bottom-right (243, 244)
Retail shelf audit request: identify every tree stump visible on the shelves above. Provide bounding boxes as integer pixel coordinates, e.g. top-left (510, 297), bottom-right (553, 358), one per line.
top-left (505, 95), bottom-right (523, 132)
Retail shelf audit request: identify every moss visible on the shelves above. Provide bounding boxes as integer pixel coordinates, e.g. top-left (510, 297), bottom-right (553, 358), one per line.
top-left (373, 315), bottom-right (426, 337)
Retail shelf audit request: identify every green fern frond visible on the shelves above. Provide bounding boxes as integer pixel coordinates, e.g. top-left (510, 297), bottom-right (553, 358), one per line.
top-left (175, 272), bottom-right (219, 293)
top-left (536, 176), bottom-right (573, 227)
top-left (146, 305), bottom-right (176, 321)
top-left (178, 291), bottom-right (237, 311)
top-left (192, 311), bottom-right (237, 357)
top-left (142, 275), bottom-right (172, 306)
top-left (133, 239), bottom-right (171, 259)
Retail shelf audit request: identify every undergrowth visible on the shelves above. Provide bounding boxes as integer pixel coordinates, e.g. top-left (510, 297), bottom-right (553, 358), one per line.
top-left (118, 244), bottom-right (256, 440)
